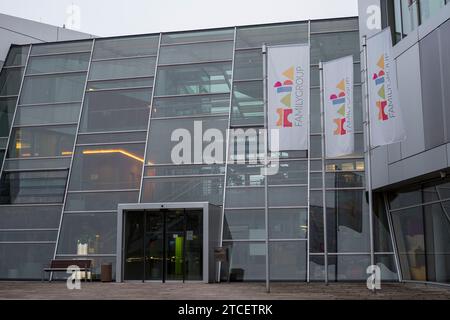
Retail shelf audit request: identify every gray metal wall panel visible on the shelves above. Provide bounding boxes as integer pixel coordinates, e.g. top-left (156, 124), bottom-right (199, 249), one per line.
top-left (388, 145), bottom-right (448, 185)
top-left (387, 143), bottom-right (401, 163)
top-left (396, 43), bottom-right (425, 158)
top-left (442, 20), bottom-right (450, 142)
top-left (420, 30), bottom-right (445, 149)
top-left (371, 146), bottom-right (389, 189)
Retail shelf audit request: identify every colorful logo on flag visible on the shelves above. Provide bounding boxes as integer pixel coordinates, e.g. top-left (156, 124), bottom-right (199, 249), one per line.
top-left (274, 67), bottom-right (294, 128)
top-left (329, 79), bottom-right (348, 136)
top-left (372, 55), bottom-right (388, 121)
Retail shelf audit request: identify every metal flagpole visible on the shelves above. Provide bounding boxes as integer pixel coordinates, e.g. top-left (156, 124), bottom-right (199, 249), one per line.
top-left (319, 61), bottom-right (328, 285)
top-left (262, 43), bottom-right (270, 293)
top-left (362, 36), bottom-right (375, 280)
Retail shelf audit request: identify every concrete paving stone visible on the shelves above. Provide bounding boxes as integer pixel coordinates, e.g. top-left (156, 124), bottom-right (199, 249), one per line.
top-left (0, 282), bottom-right (449, 300)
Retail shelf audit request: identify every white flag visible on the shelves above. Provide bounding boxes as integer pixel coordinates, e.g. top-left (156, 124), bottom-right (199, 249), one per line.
top-left (268, 45), bottom-right (309, 151)
top-left (367, 28), bottom-right (406, 147)
top-left (323, 56), bottom-right (354, 158)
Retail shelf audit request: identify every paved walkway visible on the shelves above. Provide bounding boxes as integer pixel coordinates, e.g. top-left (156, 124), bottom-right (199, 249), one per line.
top-left (0, 282), bottom-right (449, 300)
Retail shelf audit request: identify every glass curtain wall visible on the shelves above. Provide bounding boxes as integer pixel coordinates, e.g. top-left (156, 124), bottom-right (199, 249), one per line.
top-left (54, 36), bottom-right (159, 279)
top-left (140, 29), bottom-right (235, 205)
top-left (0, 41), bottom-right (91, 279)
top-left (222, 22), bottom-right (310, 282)
top-left (384, 0), bottom-right (448, 43)
top-left (308, 19), bottom-right (397, 281)
top-left (389, 179), bottom-right (450, 284)
top-left (0, 46), bottom-right (29, 169)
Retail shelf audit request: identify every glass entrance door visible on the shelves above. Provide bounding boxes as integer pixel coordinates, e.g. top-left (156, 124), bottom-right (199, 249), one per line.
top-left (123, 208), bottom-right (203, 282)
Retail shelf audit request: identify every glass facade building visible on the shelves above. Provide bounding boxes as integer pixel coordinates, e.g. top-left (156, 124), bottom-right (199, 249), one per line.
top-left (0, 17), bottom-right (398, 282)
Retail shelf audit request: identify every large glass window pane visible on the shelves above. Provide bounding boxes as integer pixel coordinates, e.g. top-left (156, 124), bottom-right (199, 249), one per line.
top-left (233, 49), bottom-right (263, 80)
top-left (389, 186), bottom-right (422, 210)
top-left (69, 143), bottom-right (145, 191)
top-left (31, 41), bottom-right (92, 55)
top-left (309, 206), bottom-right (325, 253)
top-left (14, 103), bottom-right (81, 126)
top-left (326, 190), bottom-right (370, 253)
top-left (20, 73), bottom-right (86, 104)
top-left (236, 23), bottom-right (308, 49)
top-left (326, 158), bottom-right (365, 172)
top-left (159, 41), bottom-right (233, 65)
top-left (228, 127), bottom-right (265, 163)
top-left (89, 57), bottom-right (156, 80)
top-left (146, 117), bottom-right (228, 164)
top-left (152, 94), bottom-right (229, 118)
top-left (373, 193), bottom-right (394, 252)
top-left (223, 209), bottom-right (265, 240)
top-left (0, 97), bottom-right (16, 136)
top-left (310, 31), bottom-right (360, 64)
top-left (4, 45), bottom-right (30, 67)
top-left (401, 0), bottom-right (419, 35)
top-left (420, 0), bottom-right (446, 23)
top-left (76, 131), bottom-right (147, 145)
top-left (223, 241), bottom-right (265, 281)
top-left (310, 255), bottom-right (372, 281)
top-left (269, 208), bottom-right (308, 239)
top-left (3, 158), bottom-right (71, 171)
top-left (226, 164), bottom-right (264, 186)
top-left (155, 62), bottom-right (232, 96)
top-left (268, 186), bottom-right (307, 207)
top-left (0, 68), bottom-right (24, 96)
top-left (87, 77), bottom-right (154, 91)
top-left (310, 18), bottom-right (359, 33)
top-left (141, 176), bottom-right (224, 205)
top-left (325, 172), bottom-right (365, 188)
top-left (231, 81), bottom-right (264, 126)
top-left (80, 88), bottom-right (151, 132)
top-left (26, 53), bottom-right (90, 75)
top-left (161, 29), bottom-right (234, 44)
top-left (0, 170), bottom-right (68, 204)
top-left (65, 191), bottom-right (138, 211)
top-left (92, 36), bottom-right (159, 59)
top-left (270, 241), bottom-right (307, 281)
top-left (0, 230), bottom-right (57, 242)
top-left (8, 125), bottom-right (76, 158)
top-left (267, 161), bottom-right (308, 185)
top-left (392, 207), bottom-right (426, 281)
top-left (423, 202), bottom-right (450, 283)
top-left (0, 243), bottom-right (55, 279)
top-left (144, 164), bottom-right (224, 177)
top-left (376, 254), bottom-right (399, 281)
top-left (0, 205), bottom-right (62, 229)
top-left (225, 187), bottom-right (264, 208)
top-left (57, 213), bottom-right (116, 255)
top-left (330, 254), bottom-right (371, 281)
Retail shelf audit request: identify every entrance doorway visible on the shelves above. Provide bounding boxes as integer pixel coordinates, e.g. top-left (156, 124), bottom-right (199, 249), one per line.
top-left (123, 208), bottom-right (203, 282)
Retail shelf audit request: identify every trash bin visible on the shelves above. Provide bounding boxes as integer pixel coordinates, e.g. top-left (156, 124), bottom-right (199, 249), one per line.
top-left (101, 263), bottom-right (112, 282)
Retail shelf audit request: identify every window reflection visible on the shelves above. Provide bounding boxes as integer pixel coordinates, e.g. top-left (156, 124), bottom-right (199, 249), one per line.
top-left (8, 125), bottom-right (76, 158)
top-left (0, 170), bottom-right (68, 204)
top-left (155, 62), bottom-right (232, 96)
top-left (69, 144), bottom-right (145, 191)
top-left (80, 88), bottom-right (152, 132)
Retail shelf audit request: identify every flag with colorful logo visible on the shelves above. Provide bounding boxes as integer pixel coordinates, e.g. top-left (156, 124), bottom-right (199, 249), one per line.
top-left (267, 44), bottom-right (310, 151)
top-left (323, 56), bottom-right (354, 158)
top-left (367, 28), bottom-right (406, 147)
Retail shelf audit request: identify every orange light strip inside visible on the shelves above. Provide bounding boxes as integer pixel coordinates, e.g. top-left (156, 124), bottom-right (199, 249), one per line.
top-left (82, 149), bottom-right (144, 163)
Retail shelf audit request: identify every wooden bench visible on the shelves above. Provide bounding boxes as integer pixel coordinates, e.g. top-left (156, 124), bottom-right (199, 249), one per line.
top-left (42, 259), bottom-right (92, 282)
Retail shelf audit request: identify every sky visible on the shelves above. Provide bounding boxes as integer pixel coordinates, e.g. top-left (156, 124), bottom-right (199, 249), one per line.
top-left (0, 0), bottom-right (359, 37)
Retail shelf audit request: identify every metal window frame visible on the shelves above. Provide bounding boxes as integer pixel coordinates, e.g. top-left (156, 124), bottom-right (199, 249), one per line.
top-left (0, 44), bottom-right (32, 186)
top-left (52, 39), bottom-right (96, 268)
top-left (87, 74), bottom-right (155, 83)
top-left (24, 70), bottom-right (88, 77)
